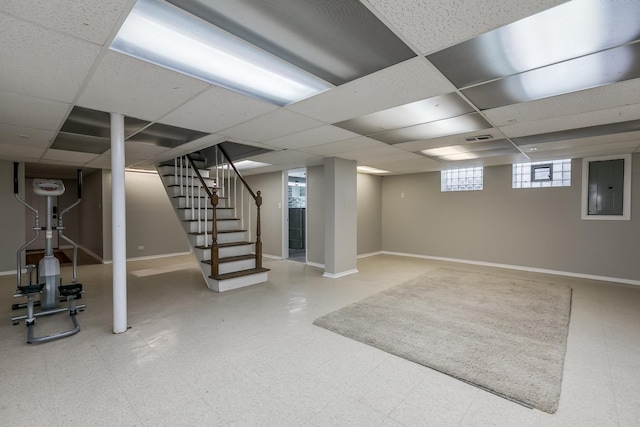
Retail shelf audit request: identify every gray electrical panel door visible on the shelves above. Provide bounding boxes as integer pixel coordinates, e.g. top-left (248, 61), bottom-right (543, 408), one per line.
top-left (588, 159), bottom-right (624, 215)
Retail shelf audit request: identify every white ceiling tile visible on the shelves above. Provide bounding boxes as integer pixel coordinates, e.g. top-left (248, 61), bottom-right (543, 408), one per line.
top-left (42, 149), bottom-right (99, 163)
top-left (367, 152), bottom-right (425, 163)
top-left (465, 153), bottom-right (530, 167)
top-left (0, 142), bottom-right (45, 161)
top-left (287, 57), bottom-right (455, 123)
top-left (485, 78), bottom-right (640, 126)
top-left (250, 149), bottom-right (321, 165)
top-left (220, 109), bottom-right (324, 143)
top-left (85, 152), bottom-right (112, 169)
top-left (338, 145), bottom-right (407, 161)
top-left (526, 140), bottom-right (640, 160)
top-left (0, 124), bottom-right (54, 148)
top-left (0, 91), bottom-right (70, 130)
top-left (364, 157), bottom-right (440, 173)
top-left (0, 0), bottom-right (132, 45)
top-left (0, 14), bottom-right (102, 102)
top-left (393, 128), bottom-right (506, 152)
top-left (77, 51), bottom-right (210, 122)
top-left (368, 0), bottom-right (568, 54)
top-left (301, 137), bottom-right (390, 156)
top-left (265, 125), bottom-right (359, 150)
top-left (125, 141), bottom-right (170, 157)
top-left (437, 153), bottom-right (529, 170)
top-left (519, 131), bottom-right (640, 153)
top-left (160, 86), bottom-right (278, 133)
top-left (500, 105), bottom-right (640, 138)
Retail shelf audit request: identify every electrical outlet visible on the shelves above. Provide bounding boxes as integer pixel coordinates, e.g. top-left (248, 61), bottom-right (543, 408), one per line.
top-left (137, 245), bottom-right (144, 251)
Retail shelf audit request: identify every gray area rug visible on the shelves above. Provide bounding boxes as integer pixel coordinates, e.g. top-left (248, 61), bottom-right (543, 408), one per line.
top-left (313, 268), bottom-right (572, 413)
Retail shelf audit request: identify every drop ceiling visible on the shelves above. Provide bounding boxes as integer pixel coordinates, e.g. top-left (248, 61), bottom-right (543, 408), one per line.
top-left (0, 0), bottom-right (638, 176)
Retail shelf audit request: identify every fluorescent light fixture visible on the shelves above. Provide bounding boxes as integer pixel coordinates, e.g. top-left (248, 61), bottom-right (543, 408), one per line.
top-left (217, 160), bottom-right (271, 170)
top-left (125, 168), bottom-right (158, 174)
top-left (335, 93), bottom-right (474, 135)
top-left (371, 113), bottom-right (491, 145)
top-left (462, 43), bottom-right (639, 109)
top-left (111, 0), bottom-right (332, 106)
top-left (422, 146), bottom-right (477, 161)
top-left (439, 153), bottom-right (477, 161)
top-left (429, 0), bottom-right (640, 88)
top-left (357, 166), bottom-right (390, 174)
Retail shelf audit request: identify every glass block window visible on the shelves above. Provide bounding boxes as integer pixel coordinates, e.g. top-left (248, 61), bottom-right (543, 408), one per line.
top-left (441, 167), bottom-right (483, 192)
top-left (513, 159), bottom-right (571, 188)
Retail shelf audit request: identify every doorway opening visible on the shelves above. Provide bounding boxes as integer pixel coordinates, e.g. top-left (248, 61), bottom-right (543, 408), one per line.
top-left (287, 168), bottom-right (306, 263)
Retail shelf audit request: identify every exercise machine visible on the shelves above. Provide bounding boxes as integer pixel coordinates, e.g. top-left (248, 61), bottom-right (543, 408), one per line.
top-left (11, 162), bottom-right (86, 344)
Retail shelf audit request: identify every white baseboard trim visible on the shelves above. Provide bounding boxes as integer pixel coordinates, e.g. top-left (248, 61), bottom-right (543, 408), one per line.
top-left (306, 261), bottom-right (325, 269)
top-left (380, 251), bottom-right (640, 287)
top-left (0, 269), bottom-right (18, 276)
top-left (77, 245), bottom-right (105, 264)
top-left (262, 253), bottom-right (283, 260)
top-left (357, 251), bottom-right (384, 259)
top-left (323, 268), bottom-right (359, 279)
top-left (102, 251), bottom-right (192, 264)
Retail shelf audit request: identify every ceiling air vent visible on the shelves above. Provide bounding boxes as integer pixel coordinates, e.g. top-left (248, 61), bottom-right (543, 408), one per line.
top-left (464, 135), bottom-right (493, 142)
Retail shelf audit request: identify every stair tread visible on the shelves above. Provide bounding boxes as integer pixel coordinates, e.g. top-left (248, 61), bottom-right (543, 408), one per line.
top-left (188, 229), bottom-right (246, 235)
top-left (209, 267), bottom-right (270, 281)
top-left (172, 195), bottom-right (227, 199)
top-left (195, 241), bottom-right (252, 249)
top-left (184, 218), bottom-right (239, 222)
top-left (202, 254), bottom-right (256, 264)
top-left (177, 207), bottom-right (233, 210)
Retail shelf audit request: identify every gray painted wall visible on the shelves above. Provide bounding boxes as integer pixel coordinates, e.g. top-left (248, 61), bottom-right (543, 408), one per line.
top-left (101, 170), bottom-right (190, 262)
top-left (0, 161), bottom-right (26, 273)
top-left (307, 165), bottom-right (325, 265)
top-left (382, 155), bottom-right (640, 281)
top-left (244, 171), bottom-right (284, 258)
top-left (246, 167), bottom-right (383, 265)
top-left (79, 170), bottom-right (104, 259)
top-left (357, 173), bottom-right (382, 255)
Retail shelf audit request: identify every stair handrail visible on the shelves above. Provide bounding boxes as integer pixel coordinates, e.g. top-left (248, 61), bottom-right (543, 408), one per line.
top-left (215, 145), bottom-right (263, 270)
top-left (185, 155), bottom-right (219, 276)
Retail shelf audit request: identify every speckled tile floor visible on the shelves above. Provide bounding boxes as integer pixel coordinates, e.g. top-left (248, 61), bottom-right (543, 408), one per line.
top-left (1, 254), bottom-right (639, 426)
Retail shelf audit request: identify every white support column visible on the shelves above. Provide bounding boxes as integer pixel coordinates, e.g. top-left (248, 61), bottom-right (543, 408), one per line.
top-left (323, 157), bottom-right (358, 278)
top-left (110, 113), bottom-right (127, 334)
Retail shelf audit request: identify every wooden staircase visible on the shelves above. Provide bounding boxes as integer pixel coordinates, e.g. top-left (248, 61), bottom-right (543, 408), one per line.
top-left (156, 149), bottom-right (269, 292)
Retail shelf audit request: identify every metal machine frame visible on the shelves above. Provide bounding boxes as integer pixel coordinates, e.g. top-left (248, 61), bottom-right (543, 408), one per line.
top-left (11, 162), bottom-right (86, 344)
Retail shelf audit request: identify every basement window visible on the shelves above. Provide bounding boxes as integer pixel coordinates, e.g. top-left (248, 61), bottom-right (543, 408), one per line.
top-left (441, 167), bottom-right (483, 192)
top-left (513, 159), bottom-right (571, 188)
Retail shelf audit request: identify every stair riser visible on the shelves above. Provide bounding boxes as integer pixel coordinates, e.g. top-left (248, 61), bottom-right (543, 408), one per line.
top-left (218, 231), bottom-right (247, 244)
top-left (158, 165), bottom-right (211, 178)
top-left (207, 271), bottom-right (268, 292)
top-left (172, 197), bottom-right (228, 209)
top-left (219, 258), bottom-right (256, 275)
top-left (178, 208), bottom-right (234, 220)
top-left (164, 175), bottom-right (216, 187)
top-left (193, 245), bottom-right (253, 261)
top-left (167, 186), bottom-right (216, 198)
top-left (184, 219), bottom-right (240, 233)
top-left (179, 209), bottom-right (213, 221)
top-left (188, 231), bottom-right (248, 246)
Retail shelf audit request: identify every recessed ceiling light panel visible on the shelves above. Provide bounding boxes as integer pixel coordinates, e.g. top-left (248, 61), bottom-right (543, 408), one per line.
top-left (462, 43), bottom-right (640, 109)
top-left (370, 113), bottom-right (491, 145)
top-left (111, 0), bottom-right (333, 106)
top-left (357, 166), bottom-right (390, 174)
top-left (166, 0), bottom-right (416, 86)
top-left (428, 0), bottom-right (640, 88)
top-left (334, 93), bottom-right (474, 135)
